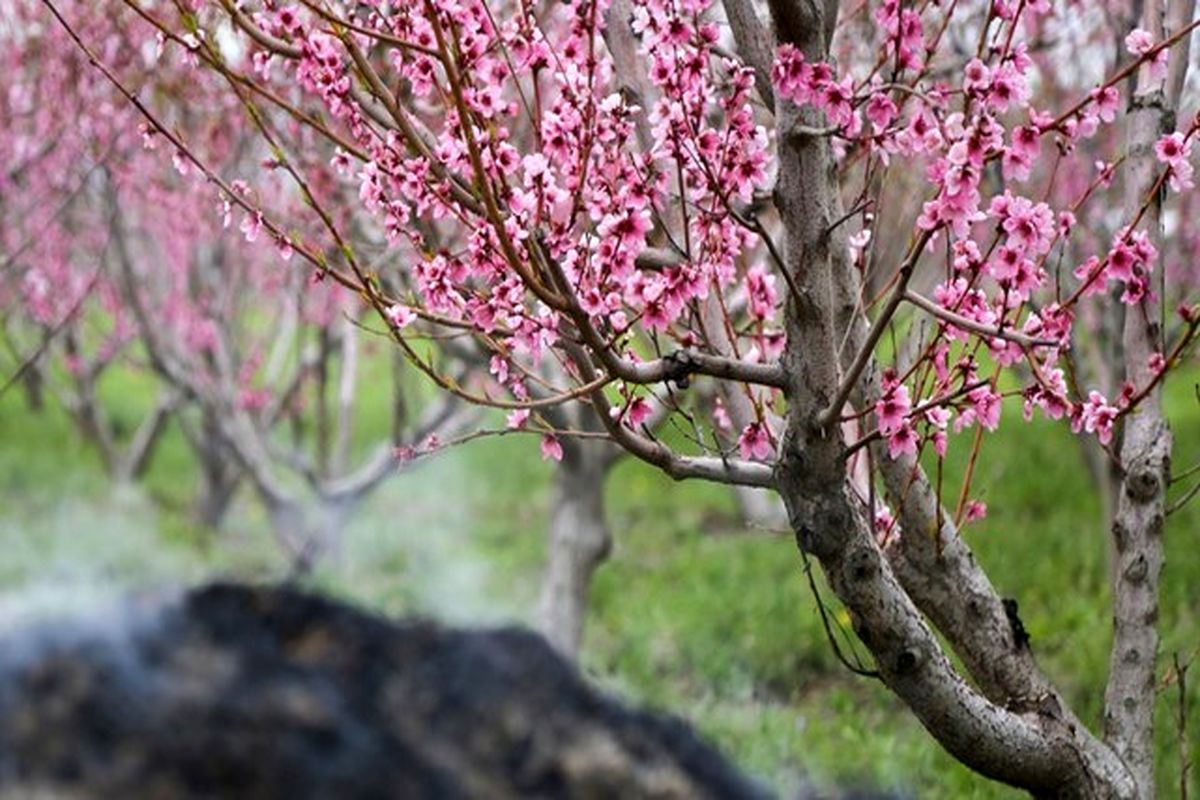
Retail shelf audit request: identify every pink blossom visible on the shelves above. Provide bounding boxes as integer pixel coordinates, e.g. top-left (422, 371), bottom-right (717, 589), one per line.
top-left (887, 422), bottom-right (919, 459)
top-left (1125, 29), bottom-right (1169, 79)
top-left (713, 399), bottom-right (732, 431)
top-left (971, 387), bottom-right (1002, 432)
top-left (384, 304), bottom-right (416, 329)
top-left (866, 94), bottom-right (898, 131)
top-left (963, 59), bottom-right (990, 93)
top-left (1090, 86), bottom-right (1121, 122)
top-left (1125, 29), bottom-right (1155, 55)
top-left (489, 355), bottom-right (510, 385)
top-left (963, 500), bottom-right (988, 524)
top-left (925, 405), bottom-right (951, 457)
top-left (1156, 133), bottom-right (1195, 191)
top-left (745, 266), bottom-right (778, 320)
top-left (540, 434), bottom-right (564, 462)
top-left (876, 383), bottom-right (912, 436)
top-left (1023, 367), bottom-right (1070, 421)
top-left (738, 421), bottom-right (774, 461)
top-left (1168, 160), bottom-right (1195, 192)
top-left (275, 236), bottom-right (294, 261)
top-left (874, 506), bottom-right (897, 540)
top-left (506, 409), bottom-right (531, 429)
top-left (626, 397), bottom-right (653, 428)
top-left (1155, 132), bottom-right (1191, 167)
top-left (1076, 391), bottom-right (1119, 444)
top-left (240, 211), bottom-right (262, 243)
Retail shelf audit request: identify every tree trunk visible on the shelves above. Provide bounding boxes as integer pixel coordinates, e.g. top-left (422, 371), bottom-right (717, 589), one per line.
top-left (263, 494), bottom-right (358, 576)
top-left (1100, 0), bottom-right (1190, 783)
top-left (20, 362), bottom-right (44, 412)
top-left (537, 441), bottom-right (613, 660)
top-left (765, 0), bottom-right (1140, 791)
top-left (185, 410), bottom-right (242, 529)
top-left (194, 457), bottom-right (241, 529)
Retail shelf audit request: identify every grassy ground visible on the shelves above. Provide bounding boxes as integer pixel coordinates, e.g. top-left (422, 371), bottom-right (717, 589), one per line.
top-left (0, 363), bottom-right (1197, 798)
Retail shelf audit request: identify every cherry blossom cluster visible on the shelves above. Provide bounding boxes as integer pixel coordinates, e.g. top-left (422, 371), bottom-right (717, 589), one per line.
top-left (749, 2), bottom-right (1200, 522)
top-left (214, 0), bottom-right (780, 443)
top-left (68, 0), bottom-right (1200, 528)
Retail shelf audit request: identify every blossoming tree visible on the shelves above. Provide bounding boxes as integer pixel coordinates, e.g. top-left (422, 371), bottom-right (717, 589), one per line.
top-left (2, 0), bottom-right (481, 561)
top-left (4, 0), bottom-right (642, 657)
top-left (43, 0), bottom-right (1200, 793)
top-left (0, 2), bottom-right (191, 491)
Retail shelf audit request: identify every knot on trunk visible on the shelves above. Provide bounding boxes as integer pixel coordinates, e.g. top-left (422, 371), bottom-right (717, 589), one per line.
top-left (1122, 553), bottom-right (1149, 584)
top-left (1124, 465), bottom-right (1162, 503)
top-left (893, 646), bottom-right (922, 676)
top-left (1127, 89), bottom-right (1167, 113)
top-left (1111, 519), bottom-right (1129, 552)
top-left (786, 492), bottom-right (854, 561)
top-left (844, 545), bottom-right (878, 584)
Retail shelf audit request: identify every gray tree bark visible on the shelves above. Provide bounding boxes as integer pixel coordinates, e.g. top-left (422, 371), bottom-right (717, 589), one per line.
top-left (749, 0), bottom-right (1158, 791)
top-left (536, 437), bottom-right (614, 660)
top-left (1100, 0), bottom-right (1193, 790)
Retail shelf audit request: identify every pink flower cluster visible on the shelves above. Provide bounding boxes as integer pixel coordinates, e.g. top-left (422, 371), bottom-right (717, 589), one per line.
top-left (1073, 229), bottom-right (1159, 305)
top-left (738, 421), bottom-right (775, 461)
top-left (875, 375), bottom-right (917, 459)
top-left (772, 45), bottom-right (856, 128)
top-left (1125, 28), bottom-right (1169, 82)
top-left (874, 0), bottom-right (925, 72)
top-left (1155, 132), bottom-right (1195, 192)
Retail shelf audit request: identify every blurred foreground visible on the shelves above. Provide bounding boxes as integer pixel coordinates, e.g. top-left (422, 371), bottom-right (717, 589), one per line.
top-left (0, 582), bottom-right (772, 799)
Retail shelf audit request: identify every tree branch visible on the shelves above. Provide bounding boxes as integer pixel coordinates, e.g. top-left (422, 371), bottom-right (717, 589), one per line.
top-left (1101, 1), bottom-right (1191, 783)
top-left (721, 0), bottom-right (777, 110)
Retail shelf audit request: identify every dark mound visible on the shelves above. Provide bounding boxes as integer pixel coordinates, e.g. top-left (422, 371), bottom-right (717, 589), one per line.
top-left (0, 582), bottom-right (770, 799)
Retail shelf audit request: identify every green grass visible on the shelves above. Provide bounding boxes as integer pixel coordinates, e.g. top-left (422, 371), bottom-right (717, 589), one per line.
top-left (0, 361), bottom-right (1197, 798)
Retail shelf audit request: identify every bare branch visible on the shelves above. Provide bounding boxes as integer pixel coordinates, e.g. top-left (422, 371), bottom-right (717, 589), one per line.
top-left (721, 0), bottom-right (777, 110)
top-left (118, 389), bottom-right (179, 481)
top-left (818, 230), bottom-right (931, 430)
top-left (903, 290), bottom-right (1059, 348)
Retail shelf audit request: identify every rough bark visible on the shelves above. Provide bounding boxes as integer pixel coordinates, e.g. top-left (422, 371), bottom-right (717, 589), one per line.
top-left (821, 193), bottom-right (1137, 797)
top-left (1101, 0), bottom-right (1191, 787)
top-left (1105, 413), bottom-right (1169, 797)
top-left (537, 438), bottom-right (614, 659)
top-left (194, 463), bottom-right (240, 529)
top-left (822, 226), bottom-right (1128, 787)
top-left (766, 0), bottom-right (1140, 793)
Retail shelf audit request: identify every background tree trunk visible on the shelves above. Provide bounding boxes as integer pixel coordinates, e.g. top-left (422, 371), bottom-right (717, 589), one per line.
top-left (263, 494), bottom-right (359, 575)
top-left (181, 409), bottom-right (242, 529)
top-left (1099, 0), bottom-right (1193, 786)
top-left (194, 452), bottom-right (241, 529)
top-left (19, 361), bottom-right (43, 412)
top-left (537, 439), bottom-right (613, 660)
